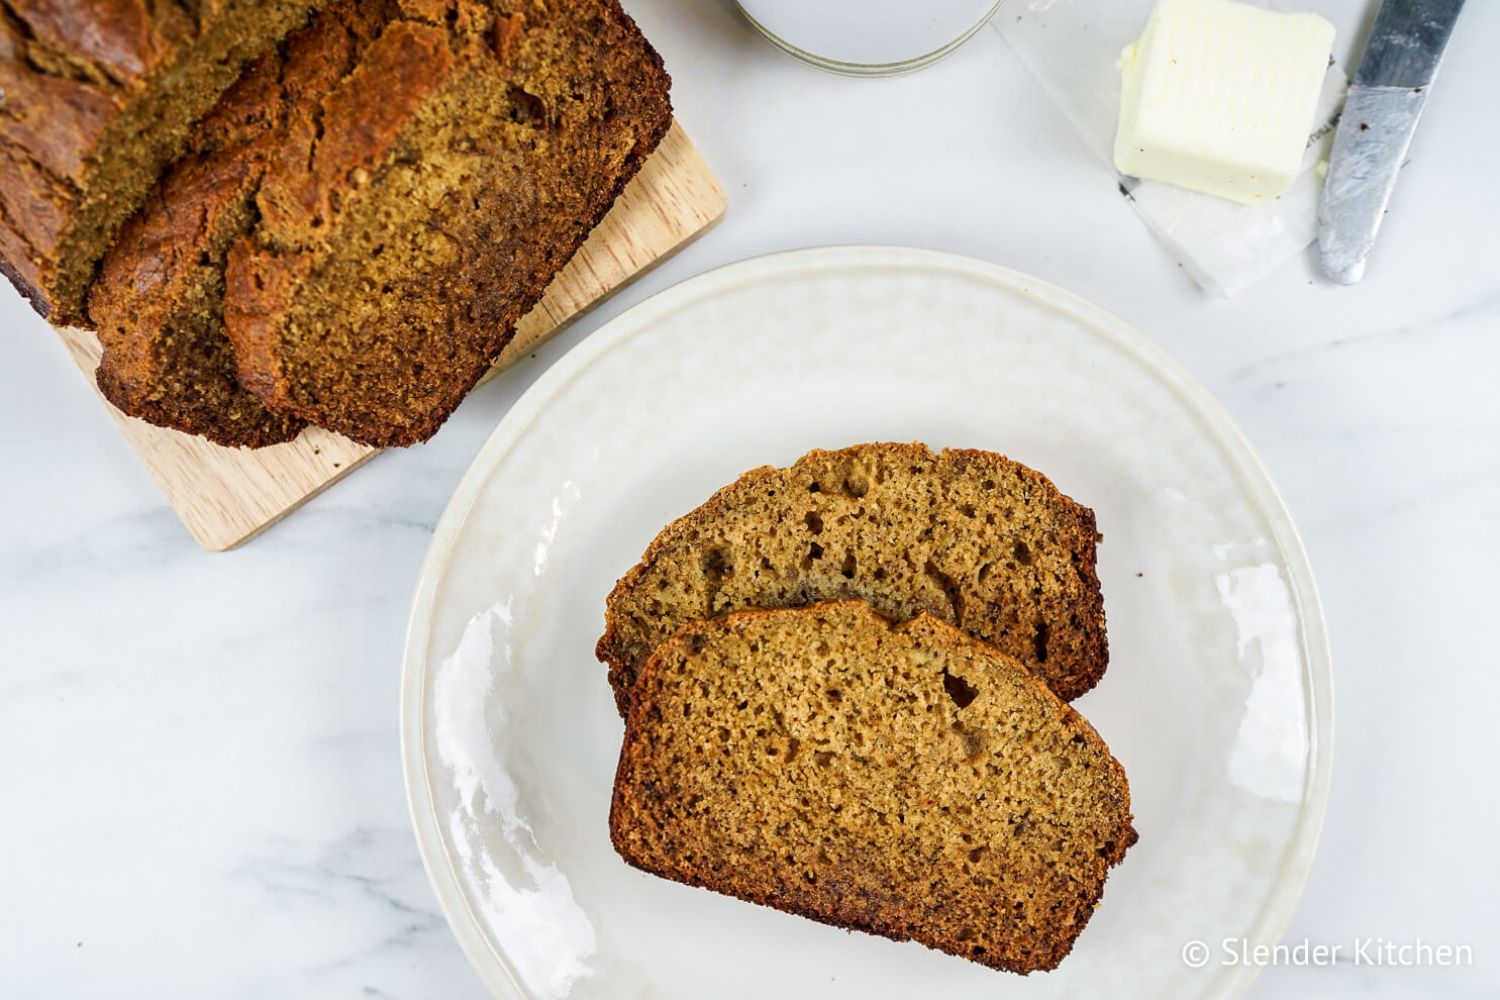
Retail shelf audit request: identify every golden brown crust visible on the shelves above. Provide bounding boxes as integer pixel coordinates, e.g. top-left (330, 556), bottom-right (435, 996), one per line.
top-left (597, 443), bottom-right (1109, 712)
top-left (609, 601), bottom-right (1135, 974)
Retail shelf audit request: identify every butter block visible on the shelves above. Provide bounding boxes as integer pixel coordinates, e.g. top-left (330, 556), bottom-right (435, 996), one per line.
top-left (1114, 0), bottom-right (1335, 204)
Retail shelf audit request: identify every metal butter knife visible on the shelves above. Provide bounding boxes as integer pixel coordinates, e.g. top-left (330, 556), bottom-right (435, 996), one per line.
top-left (1317, 0), bottom-right (1465, 284)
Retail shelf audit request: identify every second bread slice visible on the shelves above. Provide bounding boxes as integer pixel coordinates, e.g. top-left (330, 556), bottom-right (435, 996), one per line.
top-left (598, 443), bottom-right (1108, 710)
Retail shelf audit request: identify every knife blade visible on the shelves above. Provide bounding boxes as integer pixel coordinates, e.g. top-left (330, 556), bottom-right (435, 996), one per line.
top-left (1317, 0), bottom-right (1465, 284)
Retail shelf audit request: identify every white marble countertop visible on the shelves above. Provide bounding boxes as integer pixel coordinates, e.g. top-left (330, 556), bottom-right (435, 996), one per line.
top-left (2, 1), bottom-right (1496, 997)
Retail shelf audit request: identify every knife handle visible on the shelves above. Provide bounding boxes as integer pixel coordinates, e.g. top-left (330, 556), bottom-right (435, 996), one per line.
top-left (1358, 0), bottom-right (1466, 88)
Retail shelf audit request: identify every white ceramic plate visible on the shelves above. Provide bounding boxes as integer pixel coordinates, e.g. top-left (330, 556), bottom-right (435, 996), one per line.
top-left (402, 247), bottom-right (1332, 1000)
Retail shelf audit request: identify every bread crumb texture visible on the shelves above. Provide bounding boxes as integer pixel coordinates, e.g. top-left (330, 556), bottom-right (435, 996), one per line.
top-left (599, 443), bottom-right (1108, 709)
top-left (610, 600), bottom-right (1136, 974)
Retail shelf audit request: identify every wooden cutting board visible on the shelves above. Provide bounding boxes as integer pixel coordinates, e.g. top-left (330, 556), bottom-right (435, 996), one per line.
top-left (55, 123), bottom-right (724, 551)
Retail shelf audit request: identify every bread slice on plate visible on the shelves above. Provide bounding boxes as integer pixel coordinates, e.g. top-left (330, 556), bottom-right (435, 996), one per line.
top-left (609, 600), bottom-right (1136, 975)
top-left (597, 443), bottom-right (1108, 711)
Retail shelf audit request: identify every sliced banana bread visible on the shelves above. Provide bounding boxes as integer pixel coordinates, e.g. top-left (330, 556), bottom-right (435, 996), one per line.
top-left (87, 0), bottom-right (395, 447)
top-left (598, 443), bottom-right (1108, 710)
top-left (222, 0), bottom-right (672, 446)
top-left (610, 600), bottom-right (1136, 974)
top-left (0, 0), bottom-right (328, 322)
top-left (87, 0), bottom-right (671, 447)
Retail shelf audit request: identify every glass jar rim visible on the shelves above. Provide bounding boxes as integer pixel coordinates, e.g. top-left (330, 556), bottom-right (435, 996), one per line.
top-left (735, 0), bottom-right (1006, 77)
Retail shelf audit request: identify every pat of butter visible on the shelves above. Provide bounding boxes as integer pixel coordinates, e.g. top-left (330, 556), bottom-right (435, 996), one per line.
top-left (1114, 0), bottom-right (1335, 204)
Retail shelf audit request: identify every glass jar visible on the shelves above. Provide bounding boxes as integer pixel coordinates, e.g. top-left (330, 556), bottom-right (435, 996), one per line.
top-left (735, 0), bottom-right (1005, 77)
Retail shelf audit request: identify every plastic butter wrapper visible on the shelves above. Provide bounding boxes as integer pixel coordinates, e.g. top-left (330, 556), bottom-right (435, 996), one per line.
top-left (996, 0), bottom-right (1347, 297)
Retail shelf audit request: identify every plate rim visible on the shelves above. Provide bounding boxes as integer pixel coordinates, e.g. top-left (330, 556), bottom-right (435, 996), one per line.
top-left (400, 245), bottom-right (1334, 999)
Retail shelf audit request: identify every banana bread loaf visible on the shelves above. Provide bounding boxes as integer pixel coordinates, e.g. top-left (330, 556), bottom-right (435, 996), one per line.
top-left (223, 0), bottom-right (672, 446)
top-left (87, 0), bottom-right (395, 447)
top-left (88, 0), bottom-right (671, 447)
top-left (598, 443), bottom-right (1109, 711)
top-left (0, 0), bottom-right (328, 322)
top-left (610, 600), bottom-right (1136, 974)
